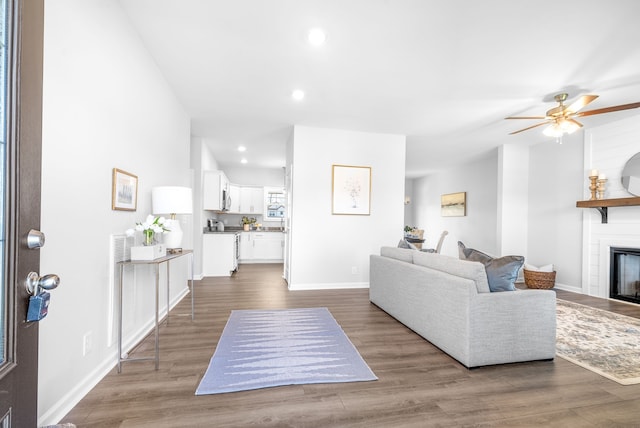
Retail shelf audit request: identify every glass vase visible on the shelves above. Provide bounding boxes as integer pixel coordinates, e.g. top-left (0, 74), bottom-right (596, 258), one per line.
top-left (143, 231), bottom-right (155, 246)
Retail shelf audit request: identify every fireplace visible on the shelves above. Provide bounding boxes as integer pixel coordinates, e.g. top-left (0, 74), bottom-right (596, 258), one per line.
top-left (610, 247), bottom-right (640, 304)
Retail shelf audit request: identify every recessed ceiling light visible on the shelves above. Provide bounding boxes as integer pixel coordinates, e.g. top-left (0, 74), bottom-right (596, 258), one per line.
top-left (308, 28), bottom-right (326, 46)
top-left (241, 158), bottom-right (248, 164)
top-left (238, 146), bottom-right (246, 152)
top-left (292, 89), bottom-right (305, 101)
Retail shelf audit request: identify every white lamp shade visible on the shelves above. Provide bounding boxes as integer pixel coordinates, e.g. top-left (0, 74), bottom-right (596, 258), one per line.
top-left (152, 186), bottom-right (193, 215)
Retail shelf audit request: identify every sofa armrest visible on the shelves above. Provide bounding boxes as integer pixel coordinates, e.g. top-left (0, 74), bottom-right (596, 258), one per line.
top-left (467, 289), bottom-right (556, 367)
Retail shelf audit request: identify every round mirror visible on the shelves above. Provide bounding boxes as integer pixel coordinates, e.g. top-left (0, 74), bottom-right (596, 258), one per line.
top-left (621, 152), bottom-right (640, 196)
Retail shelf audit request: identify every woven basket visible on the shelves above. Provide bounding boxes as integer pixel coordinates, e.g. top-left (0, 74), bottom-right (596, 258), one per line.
top-left (523, 269), bottom-right (556, 289)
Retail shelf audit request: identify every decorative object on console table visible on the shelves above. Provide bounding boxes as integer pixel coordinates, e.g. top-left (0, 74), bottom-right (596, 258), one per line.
top-left (126, 215), bottom-right (169, 260)
top-left (130, 244), bottom-right (166, 261)
top-left (112, 168), bottom-right (138, 211)
top-left (331, 164), bottom-right (371, 216)
top-left (152, 186), bottom-right (193, 251)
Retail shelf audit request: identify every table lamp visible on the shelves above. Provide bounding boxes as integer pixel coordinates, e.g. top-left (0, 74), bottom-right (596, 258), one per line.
top-left (151, 186), bottom-right (193, 250)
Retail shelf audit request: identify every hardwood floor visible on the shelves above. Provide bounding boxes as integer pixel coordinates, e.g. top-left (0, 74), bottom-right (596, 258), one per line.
top-left (61, 264), bottom-right (640, 427)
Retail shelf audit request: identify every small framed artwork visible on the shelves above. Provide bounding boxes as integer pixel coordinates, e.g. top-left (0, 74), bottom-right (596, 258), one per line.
top-left (112, 168), bottom-right (138, 211)
top-left (332, 164), bottom-right (371, 215)
top-left (441, 192), bottom-right (466, 217)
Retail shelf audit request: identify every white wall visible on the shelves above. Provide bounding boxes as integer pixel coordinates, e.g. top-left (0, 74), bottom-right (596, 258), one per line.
top-left (404, 178), bottom-right (414, 227)
top-left (412, 152), bottom-right (499, 257)
top-left (527, 133), bottom-right (584, 290)
top-left (497, 144), bottom-right (529, 257)
top-left (39, 1), bottom-right (191, 424)
top-left (412, 138), bottom-right (585, 287)
top-left (287, 125), bottom-right (405, 289)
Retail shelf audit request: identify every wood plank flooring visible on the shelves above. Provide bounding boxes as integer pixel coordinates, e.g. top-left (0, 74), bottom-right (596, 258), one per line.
top-left (61, 264), bottom-right (640, 427)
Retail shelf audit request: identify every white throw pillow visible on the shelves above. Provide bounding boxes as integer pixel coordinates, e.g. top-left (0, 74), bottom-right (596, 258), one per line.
top-left (524, 263), bottom-right (554, 272)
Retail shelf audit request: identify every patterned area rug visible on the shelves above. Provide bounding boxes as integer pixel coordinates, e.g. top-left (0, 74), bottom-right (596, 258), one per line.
top-left (556, 299), bottom-right (640, 385)
top-left (195, 307), bottom-right (377, 395)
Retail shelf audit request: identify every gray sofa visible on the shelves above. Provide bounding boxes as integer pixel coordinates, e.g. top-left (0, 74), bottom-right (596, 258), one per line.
top-left (369, 247), bottom-right (556, 368)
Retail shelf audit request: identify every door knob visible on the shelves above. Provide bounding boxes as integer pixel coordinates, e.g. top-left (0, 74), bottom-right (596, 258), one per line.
top-left (25, 271), bottom-right (60, 296)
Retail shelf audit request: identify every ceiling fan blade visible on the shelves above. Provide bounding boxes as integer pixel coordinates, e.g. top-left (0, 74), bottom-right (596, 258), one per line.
top-left (504, 116), bottom-right (547, 120)
top-left (567, 118), bottom-right (583, 128)
top-left (576, 102), bottom-right (640, 117)
top-left (565, 95), bottom-right (598, 114)
top-left (508, 121), bottom-right (549, 135)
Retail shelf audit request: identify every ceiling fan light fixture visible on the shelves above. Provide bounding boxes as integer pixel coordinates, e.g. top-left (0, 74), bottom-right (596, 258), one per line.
top-left (543, 123), bottom-right (563, 138)
top-left (543, 118), bottom-right (579, 138)
top-left (564, 121), bottom-right (579, 135)
top-left (507, 93), bottom-right (640, 137)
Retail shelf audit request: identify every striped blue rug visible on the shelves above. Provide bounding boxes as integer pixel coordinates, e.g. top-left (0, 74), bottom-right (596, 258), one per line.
top-left (195, 307), bottom-right (377, 395)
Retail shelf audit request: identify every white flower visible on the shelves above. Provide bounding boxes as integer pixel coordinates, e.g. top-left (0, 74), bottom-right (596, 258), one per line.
top-left (128, 214), bottom-right (170, 236)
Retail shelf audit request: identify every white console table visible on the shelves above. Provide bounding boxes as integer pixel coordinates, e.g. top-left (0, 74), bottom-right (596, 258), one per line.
top-left (117, 250), bottom-right (194, 372)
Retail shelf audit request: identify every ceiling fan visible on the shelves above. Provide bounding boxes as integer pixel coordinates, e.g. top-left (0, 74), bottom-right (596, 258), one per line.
top-left (506, 93), bottom-right (640, 137)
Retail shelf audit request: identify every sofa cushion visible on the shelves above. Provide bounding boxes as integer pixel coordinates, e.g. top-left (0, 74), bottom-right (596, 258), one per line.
top-left (397, 239), bottom-right (419, 250)
top-left (412, 251), bottom-right (491, 293)
top-left (381, 246), bottom-right (414, 263)
top-left (458, 241), bottom-right (523, 292)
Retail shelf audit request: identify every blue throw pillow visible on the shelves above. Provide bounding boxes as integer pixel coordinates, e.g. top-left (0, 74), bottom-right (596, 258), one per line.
top-left (458, 241), bottom-right (523, 292)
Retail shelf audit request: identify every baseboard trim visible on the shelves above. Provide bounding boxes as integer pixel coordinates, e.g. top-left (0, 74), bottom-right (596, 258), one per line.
top-left (38, 350), bottom-right (117, 426)
top-left (288, 281), bottom-right (369, 291)
top-left (554, 282), bottom-right (582, 294)
top-left (38, 287), bottom-right (190, 426)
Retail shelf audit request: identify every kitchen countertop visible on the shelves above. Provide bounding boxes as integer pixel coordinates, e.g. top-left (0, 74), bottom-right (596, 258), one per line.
top-left (203, 229), bottom-right (239, 234)
top-left (202, 227), bottom-right (284, 234)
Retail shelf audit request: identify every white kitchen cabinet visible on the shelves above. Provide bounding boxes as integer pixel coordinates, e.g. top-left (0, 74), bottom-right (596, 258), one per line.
top-left (202, 233), bottom-right (238, 276)
top-left (239, 232), bottom-right (284, 263)
top-left (239, 186), bottom-right (264, 214)
top-left (203, 171), bottom-right (230, 211)
top-left (239, 231), bottom-right (253, 261)
top-left (228, 184), bottom-right (240, 213)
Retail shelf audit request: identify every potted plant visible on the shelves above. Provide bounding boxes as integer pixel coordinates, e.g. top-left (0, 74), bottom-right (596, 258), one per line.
top-left (404, 225), bottom-right (417, 237)
top-left (241, 216), bottom-right (257, 231)
top-left (126, 214), bottom-right (170, 246)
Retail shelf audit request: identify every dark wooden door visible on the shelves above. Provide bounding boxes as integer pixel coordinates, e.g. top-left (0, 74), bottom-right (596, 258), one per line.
top-left (0, 0), bottom-right (44, 426)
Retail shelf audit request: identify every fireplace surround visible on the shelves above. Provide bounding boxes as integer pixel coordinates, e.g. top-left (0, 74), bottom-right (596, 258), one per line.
top-left (610, 247), bottom-right (640, 304)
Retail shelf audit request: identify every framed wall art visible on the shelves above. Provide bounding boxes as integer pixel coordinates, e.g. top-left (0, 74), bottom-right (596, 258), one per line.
top-left (441, 191), bottom-right (466, 217)
top-left (332, 164), bottom-right (371, 215)
top-left (112, 168), bottom-right (138, 211)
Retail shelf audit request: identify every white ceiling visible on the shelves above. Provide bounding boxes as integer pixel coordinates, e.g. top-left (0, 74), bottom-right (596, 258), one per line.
top-left (119, 0), bottom-right (640, 178)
